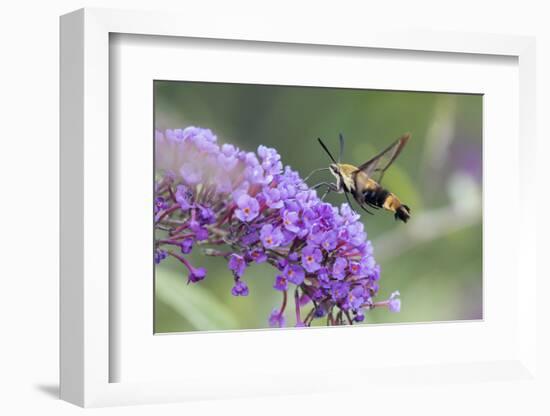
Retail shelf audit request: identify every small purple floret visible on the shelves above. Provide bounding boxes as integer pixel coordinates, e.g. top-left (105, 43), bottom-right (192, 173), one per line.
top-left (247, 248), bottom-right (267, 263)
top-left (188, 267), bottom-right (206, 284)
top-left (228, 253), bottom-right (247, 277)
top-left (283, 264), bottom-right (305, 285)
top-left (260, 224), bottom-right (284, 249)
top-left (235, 194), bottom-right (260, 222)
top-left (231, 280), bottom-right (249, 296)
top-left (349, 286), bottom-right (367, 310)
top-left (268, 309), bottom-right (286, 328)
top-left (180, 237), bottom-right (194, 254)
top-left (154, 197), bottom-right (168, 214)
top-left (175, 185), bottom-right (193, 210)
top-left (301, 245), bottom-right (322, 273)
top-left (388, 291), bottom-right (401, 312)
top-left (154, 249), bottom-right (167, 264)
top-left (331, 257), bottom-right (348, 280)
top-left (273, 275), bottom-right (288, 291)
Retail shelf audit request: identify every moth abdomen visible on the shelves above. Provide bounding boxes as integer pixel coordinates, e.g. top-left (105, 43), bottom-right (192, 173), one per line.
top-left (363, 187), bottom-right (410, 223)
top-left (363, 187), bottom-right (389, 208)
top-left (395, 205), bottom-right (411, 223)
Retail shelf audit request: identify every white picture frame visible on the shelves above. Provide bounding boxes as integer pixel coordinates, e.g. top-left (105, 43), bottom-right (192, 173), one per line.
top-left (60, 7), bottom-right (539, 408)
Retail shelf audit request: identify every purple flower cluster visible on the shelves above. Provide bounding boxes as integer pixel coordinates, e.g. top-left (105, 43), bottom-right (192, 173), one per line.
top-left (155, 126), bottom-right (400, 327)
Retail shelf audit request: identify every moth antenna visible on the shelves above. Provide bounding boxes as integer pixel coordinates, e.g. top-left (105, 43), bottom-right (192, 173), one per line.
top-left (317, 138), bottom-right (337, 164)
top-left (338, 133), bottom-right (345, 163)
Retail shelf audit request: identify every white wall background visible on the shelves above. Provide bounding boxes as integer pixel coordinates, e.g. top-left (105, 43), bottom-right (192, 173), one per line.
top-left (0, 1), bottom-right (548, 415)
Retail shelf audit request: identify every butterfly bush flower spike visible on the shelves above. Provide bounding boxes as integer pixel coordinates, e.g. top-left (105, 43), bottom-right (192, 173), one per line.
top-left (154, 126), bottom-right (400, 327)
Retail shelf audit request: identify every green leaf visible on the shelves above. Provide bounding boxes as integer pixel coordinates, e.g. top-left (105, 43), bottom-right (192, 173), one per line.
top-left (155, 266), bottom-right (240, 331)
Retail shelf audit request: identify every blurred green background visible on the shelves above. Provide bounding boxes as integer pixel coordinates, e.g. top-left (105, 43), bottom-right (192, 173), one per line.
top-left (154, 81), bottom-right (483, 333)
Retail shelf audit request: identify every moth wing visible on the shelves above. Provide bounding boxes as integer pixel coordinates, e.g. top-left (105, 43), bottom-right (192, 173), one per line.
top-left (355, 133), bottom-right (410, 184)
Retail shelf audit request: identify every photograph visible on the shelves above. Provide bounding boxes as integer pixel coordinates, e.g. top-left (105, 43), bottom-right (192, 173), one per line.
top-left (153, 81), bottom-right (483, 333)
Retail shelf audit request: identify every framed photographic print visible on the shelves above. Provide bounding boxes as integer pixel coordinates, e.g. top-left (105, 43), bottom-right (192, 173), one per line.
top-left (60, 7), bottom-right (539, 408)
top-left (152, 81), bottom-right (482, 333)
